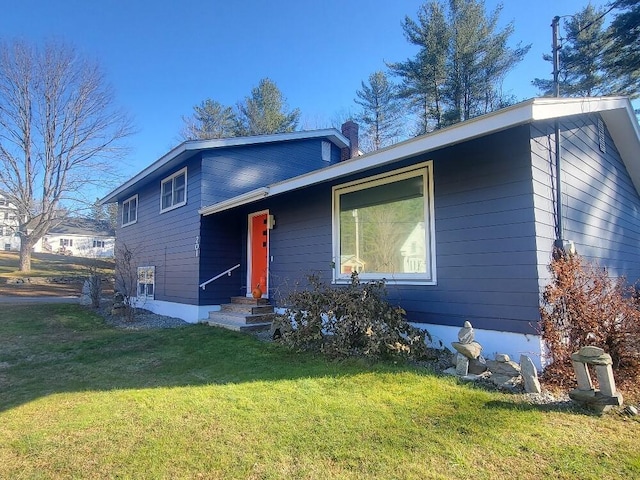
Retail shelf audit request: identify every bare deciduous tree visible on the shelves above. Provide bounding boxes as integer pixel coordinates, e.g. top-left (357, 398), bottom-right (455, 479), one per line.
top-left (0, 39), bottom-right (133, 271)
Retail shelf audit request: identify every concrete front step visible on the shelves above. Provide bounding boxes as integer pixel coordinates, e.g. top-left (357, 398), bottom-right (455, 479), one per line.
top-left (204, 317), bottom-right (272, 332)
top-left (230, 296), bottom-right (271, 305)
top-left (221, 303), bottom-right (274, 315)
top-left (208, 311), bottom-right (275, 325)
top-left (203, 297), bottom-right (275, 332)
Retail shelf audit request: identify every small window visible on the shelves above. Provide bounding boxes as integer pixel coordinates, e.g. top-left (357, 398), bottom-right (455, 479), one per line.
top-left (322, 141), bottom-right (331, 162)
top-left (160, 168), bottom-right (187, 212)
top-left (332, 162), bottom-right (435, 284)
top-left (93, 239), bottom-right (105, 248)
top-left (137, 266), bottom-right (155, 299)
top-left (60, 238), bottom-right (73, 247)
top-left (122, 195), bottom-right (138, 227)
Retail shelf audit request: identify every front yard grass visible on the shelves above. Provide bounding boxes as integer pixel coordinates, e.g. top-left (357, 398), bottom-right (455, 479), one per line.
top-left (1, 304), bottom-right (638, 479)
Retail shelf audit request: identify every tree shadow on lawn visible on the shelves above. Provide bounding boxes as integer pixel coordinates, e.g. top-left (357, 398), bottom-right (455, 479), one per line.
top-left (0, 303), bottom-right (585, 416)
top-left (0, 303), bottom-right (429, 412)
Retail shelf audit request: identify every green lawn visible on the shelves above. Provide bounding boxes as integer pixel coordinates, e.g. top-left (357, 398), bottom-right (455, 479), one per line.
top-left (1, 304), bottom-right (638, 479)
top-left (0, 251), bottom-right (114, 278)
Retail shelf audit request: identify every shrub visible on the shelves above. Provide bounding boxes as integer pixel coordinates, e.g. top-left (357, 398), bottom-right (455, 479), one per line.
top-left (273, 273), bottom-right (429, 361)
top-left (539, 250), bottom-right (640, 392)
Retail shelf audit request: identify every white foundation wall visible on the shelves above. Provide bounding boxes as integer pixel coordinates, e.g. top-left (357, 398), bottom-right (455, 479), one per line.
top-left (133, 298), bottom-right (220, 323)
top-left (412, 322), bottom-right (545, 370)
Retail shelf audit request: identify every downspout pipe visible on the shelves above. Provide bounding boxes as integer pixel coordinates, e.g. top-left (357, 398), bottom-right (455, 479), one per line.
top-left (551, 16), bottom-right (565, 251)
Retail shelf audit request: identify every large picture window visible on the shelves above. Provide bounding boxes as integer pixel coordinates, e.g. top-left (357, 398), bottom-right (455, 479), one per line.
top-left (161, 167), bottom-right (187, 212)
top-left (137, 266), bottom-right (155, 299)
top-left (333, 163), bottom-right (435, 284)
top-left (122, 195), bottom-right (138, 227)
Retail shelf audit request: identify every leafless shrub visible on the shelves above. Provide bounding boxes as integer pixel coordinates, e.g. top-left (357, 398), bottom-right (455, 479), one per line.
top-left (539, 250), bottom-right (640, 393)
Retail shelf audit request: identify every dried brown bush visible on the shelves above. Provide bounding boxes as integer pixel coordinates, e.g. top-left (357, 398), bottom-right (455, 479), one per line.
top-left (539, 250), bottom-right (640, 395)
top-left (273, 273), bottom-right (429, 361)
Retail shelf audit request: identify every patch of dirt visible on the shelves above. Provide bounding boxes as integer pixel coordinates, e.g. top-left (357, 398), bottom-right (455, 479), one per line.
top-left (0, 278), bottom-right (114, 297)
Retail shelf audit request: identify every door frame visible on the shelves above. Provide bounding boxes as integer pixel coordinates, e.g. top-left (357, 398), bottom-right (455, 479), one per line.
top-left (247, 209), bottom-right (270, 297)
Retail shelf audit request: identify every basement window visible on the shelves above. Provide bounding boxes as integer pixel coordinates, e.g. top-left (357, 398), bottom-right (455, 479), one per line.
top-left (137, 266), bottom-right (155, 299)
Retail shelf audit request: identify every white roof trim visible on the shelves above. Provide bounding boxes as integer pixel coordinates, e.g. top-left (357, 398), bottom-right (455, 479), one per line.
top-left (198, 188), bottom-right (269, 216)
top-left (100, 128), bottom-right (349, 204)
top-left (200, 96), bottom-right (640, 216)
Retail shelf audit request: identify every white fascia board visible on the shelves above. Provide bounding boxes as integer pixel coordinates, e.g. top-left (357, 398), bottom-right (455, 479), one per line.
top-left (100, 128), bottom-right (349, 205)
top-left (197, 96), bottom-right (640, 216)
top-left (530, 96), bottom-right (630, 121)
top-left (269, 97), bottom-right (639, 197)
top-left (531, 97), bottom-right (640, 193)
top-left (100, 142), bottom-right (190, 205)
top-left (199, 188), bottom-right (270, 216)
top-left (269, 100), bottom-right (538, 195)
top-left (187, 129), bottom-right (349, 150)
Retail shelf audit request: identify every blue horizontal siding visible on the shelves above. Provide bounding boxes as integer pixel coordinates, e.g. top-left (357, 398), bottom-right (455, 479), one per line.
top-left (200, 139), bottom-right (341, 208)
top-left (531, 114), bottom-right (640, 287)
top-left (252, 126), bottom-right (543, 335)
top-left (116, 156), bottom-right (203, 305)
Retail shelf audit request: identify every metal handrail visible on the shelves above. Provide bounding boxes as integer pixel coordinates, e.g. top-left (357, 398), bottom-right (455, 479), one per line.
top-left (199, 263), bottom-right (241, 290)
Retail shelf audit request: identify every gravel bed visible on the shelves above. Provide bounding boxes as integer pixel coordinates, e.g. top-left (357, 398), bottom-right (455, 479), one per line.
top-left (96, 302), bottom-right (189, 330)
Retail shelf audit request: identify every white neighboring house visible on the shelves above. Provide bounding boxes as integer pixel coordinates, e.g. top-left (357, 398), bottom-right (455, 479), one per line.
top-left (0, 194), bottom-right (21, 252)
top-left (33, 218), bottom-right (115, 258)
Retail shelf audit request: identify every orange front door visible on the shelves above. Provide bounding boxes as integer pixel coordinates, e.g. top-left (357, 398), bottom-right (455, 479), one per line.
top-left (249, 212), bottom-right (269, 297)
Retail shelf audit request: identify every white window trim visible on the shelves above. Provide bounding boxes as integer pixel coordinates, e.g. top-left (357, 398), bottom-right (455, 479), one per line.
top-left (160, 167), bottom-right (188, 213)
top-left (331, 161), bottom-right (436, 285)
top-left (122, 194), bottom-right (138, 227)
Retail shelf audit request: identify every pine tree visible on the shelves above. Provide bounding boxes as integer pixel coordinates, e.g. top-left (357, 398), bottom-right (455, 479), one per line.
top-left (354, 71), bottom-right (403, 151)
top-left (180, 99), bottom-right (236, 140)
top-left (532, 5), bottom-right (612, 96)
top-left (390, 0), bottom-right (529, 132)
top-left (604, 0), bottom-right (640, 98)
top-left (236, 78), bottom-right (300, 135)
top-left (390, 1), bottom-right (448, 133)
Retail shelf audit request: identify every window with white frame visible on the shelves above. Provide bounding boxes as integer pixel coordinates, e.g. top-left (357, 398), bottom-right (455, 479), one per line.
top-left (161, 168), bottom-right (187, 212)
top-left (333, 162), bottom-right (435, 284)
top-left (122, 195), bottom-right (138, 226)
top-left (93, 239), bottom-right (105, 248)
top-left (137, 266), bottom-right (155, 299)
top-left (60, 238), bottom-right (73, 247)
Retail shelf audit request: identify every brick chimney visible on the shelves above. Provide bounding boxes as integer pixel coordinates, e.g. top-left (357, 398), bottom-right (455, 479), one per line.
top-left (341, 121), bottom-right (359, 161)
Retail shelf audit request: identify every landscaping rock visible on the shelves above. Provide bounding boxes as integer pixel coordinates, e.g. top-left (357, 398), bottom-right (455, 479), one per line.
top-left (458, 320), bottom-right (475, 344)
top-left (486, 358), bottom-right (521, 377)
top-left (571, 345), bottom-right (612, 366)
top-left (568, 345), bottom-right (623, 414)
top-left (79, 280), bottom-right (92, 306)
top-left (520, 355), bottom-right (541, 394)
top-left (455, 353), bottom-right (469, 376)
top-left (468, 355), bottom-right (488, 375)
top-left (489, 373), bottom-right (522, 391)
top-left (452, 341), bottom-right (482, 360)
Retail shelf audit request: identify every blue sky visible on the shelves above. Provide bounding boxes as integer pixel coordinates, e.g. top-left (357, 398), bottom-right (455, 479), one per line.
top-left (1, 0), bottom-right (614, 195)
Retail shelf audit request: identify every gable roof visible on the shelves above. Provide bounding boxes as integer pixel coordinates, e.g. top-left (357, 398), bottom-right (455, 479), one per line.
top-left (200, 97), bottom-right (640, 216)
top-left (100, 128), bottom-right (350, 204)
top-left (48, 217), bottom-right (115, 237)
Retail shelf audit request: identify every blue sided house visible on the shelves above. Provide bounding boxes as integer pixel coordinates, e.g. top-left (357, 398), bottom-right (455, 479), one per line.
top-left (101, 97), bottom-right (640, 366)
